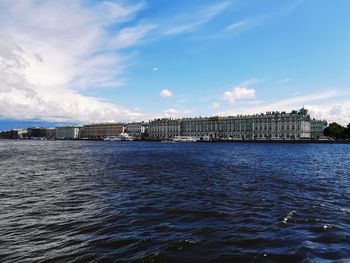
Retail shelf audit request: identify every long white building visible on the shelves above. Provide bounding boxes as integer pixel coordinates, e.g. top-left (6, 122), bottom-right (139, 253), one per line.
top-left (148, 118), bottom-right (181, 139)
top-left (148, 108), bottom-right (312, 140)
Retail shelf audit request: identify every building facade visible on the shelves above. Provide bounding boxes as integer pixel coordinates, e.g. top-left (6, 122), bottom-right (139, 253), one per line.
top-left (56, 126), bottom-right (82, 139)
top-left (82, 123), bottom-right (126, 139)
top-left (0, 129), bottom-right (27, 139)
top-left (126, 122), bottom-right (149, 139)
top-left (26, 127), bottom-right (56, 139)
top-left (27, 127), bottom-right (47, 138)
top-left (148, 109), bottom-right (312, 140)
top-left (310, 119), bottom-right (327, 139)
top-left (45, 128), bottom-right (56, 139)
top-left (148, 119), bottom-right (181, 139)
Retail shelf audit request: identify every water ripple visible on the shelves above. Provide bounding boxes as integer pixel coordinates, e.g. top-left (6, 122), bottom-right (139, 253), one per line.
top-left (1, 140), bottom-right (350, 262)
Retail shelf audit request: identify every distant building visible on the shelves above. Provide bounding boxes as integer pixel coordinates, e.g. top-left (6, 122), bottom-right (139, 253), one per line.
top-left (56, 126), bottom-right (82, 140)
top-left (13, 128), bottom-right (28, 139)
top-left (27, 127), bottom-right (47, 138)
top-left (0, 128), bottom-right (27, 139)
top-left (82, 123), bottom-right (126, 139)
top-left (148, 118), bottom-right (181, 139)
top-left (45, 128), bottom-right (56, 139)
top-left (310, 119), bottom-right (328, 139)
top-left (149, 109), bottom-right (313, 140)
top-left (126, 122), bottom-right (149, 139)
top-left (27, 127), bottom-right (56, 139)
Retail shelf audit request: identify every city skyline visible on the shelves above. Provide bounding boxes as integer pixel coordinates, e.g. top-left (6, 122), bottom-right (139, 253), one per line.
top-left (0, 107), bottom-right (326, 131)
top-left (1, 0), bottom-right (350, 131)
top-left (0, 108), bottom-right (328, 141)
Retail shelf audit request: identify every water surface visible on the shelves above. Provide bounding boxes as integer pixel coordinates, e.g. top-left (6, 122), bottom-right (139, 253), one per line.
top-left (1, 140), bottom-right (350, 262)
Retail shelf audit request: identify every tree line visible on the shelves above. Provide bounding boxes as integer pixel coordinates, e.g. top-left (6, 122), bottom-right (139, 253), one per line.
top-left (324, 122), bottom-right (350, 139)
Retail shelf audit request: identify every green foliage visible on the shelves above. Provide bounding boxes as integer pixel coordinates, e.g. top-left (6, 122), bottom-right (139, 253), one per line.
top-left (298, 108), bottom-right (308, 115)
top-left (323, 122), bottom-right (349, 139)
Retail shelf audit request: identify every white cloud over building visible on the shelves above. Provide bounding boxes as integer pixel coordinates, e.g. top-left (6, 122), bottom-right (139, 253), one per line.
top-left (211, 102), bottom-right (220, 109)
top-left (222, 86), bottom-right (256, 103)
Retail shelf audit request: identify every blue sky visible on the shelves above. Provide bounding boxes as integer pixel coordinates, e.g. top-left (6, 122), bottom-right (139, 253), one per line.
top-left (0, 0), bottom-right (350, 130)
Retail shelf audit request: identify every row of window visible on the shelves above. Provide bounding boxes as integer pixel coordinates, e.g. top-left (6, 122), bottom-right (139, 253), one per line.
top-left (150, 125), bottom-right (304, 133)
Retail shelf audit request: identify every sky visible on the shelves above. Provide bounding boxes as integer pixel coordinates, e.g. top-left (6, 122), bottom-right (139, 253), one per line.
top-left (0, 0), bottom-right (350, 130)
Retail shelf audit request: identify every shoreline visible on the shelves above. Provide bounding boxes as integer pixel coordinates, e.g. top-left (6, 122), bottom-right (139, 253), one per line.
top-left (1, 138), bottom-right (349, 144)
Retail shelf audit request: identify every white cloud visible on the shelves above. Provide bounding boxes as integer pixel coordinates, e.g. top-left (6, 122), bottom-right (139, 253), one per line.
top-left (222, 86), bottom-right (256, 103)
top-left (0, 0), bottom-right (149, 123)
top-left (0, 36), bottom-right (144, 123)
top-left (153, 67), bottom-right (158, 71)
top-left (163, 2), bottom-right (231, 35)
top-left (217, 1), bottom-right (304, 39)
top-left (225, 21), bottom-right (248, 31)
top-left (160, 89), bottom-right (173, 98)
top-left (163, 108), bottom-right (180, 118)
top-left (275, 78), bottom-right (292, 84)
top-left (162, 108), bottom-right (194, 118)
top-left (306, 104), bottom-right (350, 126)
top-left (211, 102), bottom-right (220, 109)
top-left (112, 24), bottom-right (157, 49)
top-left (218, 90), bottom-right (350, 126)
top-left (164, 22), bottom-right (201, 36)
top-left (258, 91), bottom-right (342, 110)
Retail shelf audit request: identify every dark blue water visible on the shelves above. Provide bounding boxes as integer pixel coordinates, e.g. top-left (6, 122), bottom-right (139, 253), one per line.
top-left (1, 140), bottom-right (350, 262)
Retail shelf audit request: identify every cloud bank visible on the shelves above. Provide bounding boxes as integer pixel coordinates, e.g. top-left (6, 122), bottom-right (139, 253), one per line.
top-left (0, 0), bottom-right (147, 123)
top-left (218, 90), bottom-right (350, 126)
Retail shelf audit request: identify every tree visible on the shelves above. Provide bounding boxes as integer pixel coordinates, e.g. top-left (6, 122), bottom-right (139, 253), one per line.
top-left (323, 122), bottom-right (347, 139)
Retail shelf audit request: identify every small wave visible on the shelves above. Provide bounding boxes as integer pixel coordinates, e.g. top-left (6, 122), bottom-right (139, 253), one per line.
top-left (1, 141), bottom-right (350, 262)
top-left (165, 208), bottom-right (227, 219)
top-left (281, 210), bottom-right (296, 224)
top-left (165, 239), bottom-right (199, 252)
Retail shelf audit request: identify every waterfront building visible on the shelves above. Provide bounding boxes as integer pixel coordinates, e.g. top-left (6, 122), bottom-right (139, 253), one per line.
top-left (26, 127), bottom-right (56, 139)
top-left (126, 122), bottom-right (149, 139)
top-left (45, 128), bottom-right (56, 139)
top-left (27, 127), bottom-right (47, 138)
top-left (82, 123), bottom-right (126, 139)
top-left (13, 128), bottom-right (28, 139)
top-left (0, 130), bottom-right (9, 139)
top-left (56, 126), bottom-right (82, 140)
top-left (0, 129), bottom-right (27, 139)
top-left (148, 109), bottom-right (313, 140)
top-left (148, 118), bottom-right (181, 139)
top-left (310, 119), bottom-right (328, 139)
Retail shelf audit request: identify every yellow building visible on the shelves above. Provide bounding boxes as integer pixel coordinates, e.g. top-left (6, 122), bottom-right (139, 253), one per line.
top-left (82, 123), bottom-right (126, 139)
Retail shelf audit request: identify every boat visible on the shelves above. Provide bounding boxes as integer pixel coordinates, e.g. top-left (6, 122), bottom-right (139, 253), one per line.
top-left (161, 139), bottom-right (175, 143)
top-left (118, 133), bottom-right (134, 141)
top-left (104, 136), bottom-right (121, 141)
top-left (172, 136), bottom-right (197, 142)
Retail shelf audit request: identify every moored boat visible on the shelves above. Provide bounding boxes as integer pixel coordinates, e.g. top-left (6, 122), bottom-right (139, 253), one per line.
top-left (172, 136), bottom-right (197, 142)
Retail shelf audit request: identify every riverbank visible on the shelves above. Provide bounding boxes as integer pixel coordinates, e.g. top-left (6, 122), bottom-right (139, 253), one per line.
top-left (1, 138), bottom-right (350, 144)
top-left (205, 139), bottom-right (350, 144)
